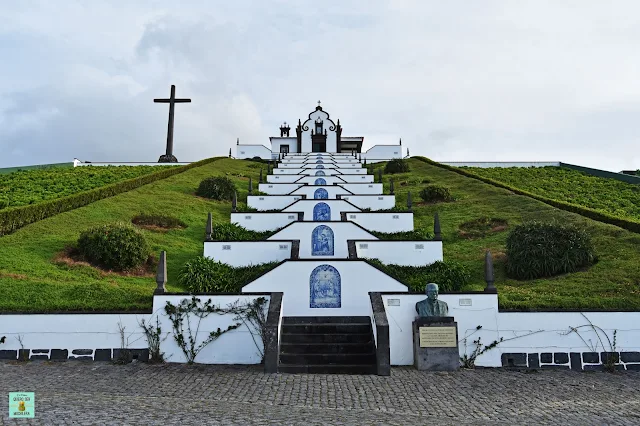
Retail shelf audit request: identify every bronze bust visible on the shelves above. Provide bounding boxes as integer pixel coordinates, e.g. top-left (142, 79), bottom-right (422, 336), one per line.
top-left (415, 283), bottom-right (449, 317)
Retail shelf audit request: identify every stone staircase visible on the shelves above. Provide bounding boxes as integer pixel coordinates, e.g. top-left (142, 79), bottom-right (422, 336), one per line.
top-left (278, 316), bottom-right (377, 374)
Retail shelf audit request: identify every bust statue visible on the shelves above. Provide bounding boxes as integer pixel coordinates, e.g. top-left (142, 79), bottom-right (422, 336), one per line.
top-left (415, 283), bottom-right (449, 317)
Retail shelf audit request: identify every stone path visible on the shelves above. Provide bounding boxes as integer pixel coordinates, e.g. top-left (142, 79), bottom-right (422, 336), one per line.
top-left (1, 362), bottom-right (639, 425)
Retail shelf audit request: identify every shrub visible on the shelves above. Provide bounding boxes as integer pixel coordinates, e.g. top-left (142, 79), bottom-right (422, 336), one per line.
top-left (368, 259), bottom-right (470, 292)
top-left (505, 221), bottom-right (596, 280)
top-left (384, 159), bottom-right (410, 174)
top-left (132, 213), bottom-right (187, 229)
top-left (210, 222), bottom-right (277, 241)
top-left (420, 185), bottom-right (453, 202)
top-left (370, 229), bottom-right (433, 240)
top-left (77, 223), bottom-right (150, 271)
top-left (177, 256), bottom-right (279, 293)
top-left (196, 176), bottom-right (236, 201)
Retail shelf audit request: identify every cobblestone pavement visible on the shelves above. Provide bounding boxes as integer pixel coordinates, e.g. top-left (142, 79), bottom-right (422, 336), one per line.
top-left (1, 362), bottom-right (639, 425)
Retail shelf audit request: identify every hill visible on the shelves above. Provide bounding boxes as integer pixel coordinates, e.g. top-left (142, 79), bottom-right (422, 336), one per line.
top-left (0, 158), bottom-right (638, 312)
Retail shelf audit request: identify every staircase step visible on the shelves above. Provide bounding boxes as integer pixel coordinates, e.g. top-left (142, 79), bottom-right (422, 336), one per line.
top-left (280, 342), bottom-right (375, 354)
top-left (282, 316), bottom-right (371, 325)
top-left (282, 324), bottom-right (372, 334)
top-left (280, 353), bottom-right (376, 365)
top-left (281, 333), bottom-right (372, 344)
top-left (278, 364), bottom-right (377, 375)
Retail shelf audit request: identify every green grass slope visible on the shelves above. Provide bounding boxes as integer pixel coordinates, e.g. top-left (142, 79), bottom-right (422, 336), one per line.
top-left (0, 157), bottom-right (638, 312)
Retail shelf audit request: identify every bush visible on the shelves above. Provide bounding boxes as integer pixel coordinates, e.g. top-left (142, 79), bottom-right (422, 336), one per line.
top-left (384, 159), bottom-right (410, 174)
top-left (77, 223), bottom-right (150, 271)
top-left (210, 223), bottom-right (277, 241)
top-left (196, 176), bottom-right (236, 201)
top-left (370, 229), bottom-right (433, 240)
top-left (132, 213), bottom-right (187, 229)
top-left (419, 185), bottom-right (453, 202)
top-left (177, 256), bottom-right (279, 293)
top-left (505, 221), bottom-right (596, 280)
top-left (368, 259), bottom-right (470, 292)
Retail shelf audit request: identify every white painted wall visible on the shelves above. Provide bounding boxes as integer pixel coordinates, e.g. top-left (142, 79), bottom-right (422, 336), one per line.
top-left (74, 162), bottom-right (190, 167)
top-left (289, 185), bottom-right (352, 199)
top-left (231, 212), bottom-right (300, 231)
top-left (247, 195), bottom-right (304, 211)
top-left (355, 241), bottom-right (443, 266)
top-left (269, 222), bottom-right (376, 259)
top-left (381, 294), bottom-right (501, 366)
top-left (273, 167), bottom-right (366, 176)
top-left (338, 195), bottom-right (396, 210)
top-left (266, 175), bottom-right (304, 183)
top-left (362, 145), bottom-right (402, 162)
top-left (282, 200), bottom-right (361, 221)
top-left (336, 174), bottom-right (375, 183)
top-left (204, 241), bottom-right (292, 266)
top-left (236, 145), bottom-right (275, 160)
top-left (270, 138), bottom-right (297, 154)
top-left (338, 183), bottom-right (383, 195)
top-left (258, 183), bottom-right (303, 195)
top-left (243, 261), bottom-right (407, 316)
top-left (268, 174), bottom-right (374, 184)
top-left (153, 295), bottom-right (270, 364)
top-left (281, 162), bottom-right (362, 169)
top-left (346, 212), bottom-right (413, 232)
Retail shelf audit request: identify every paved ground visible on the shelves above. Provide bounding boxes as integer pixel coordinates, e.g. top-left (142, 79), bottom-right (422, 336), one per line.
top-left (1, 362), bottom-right (639, 425)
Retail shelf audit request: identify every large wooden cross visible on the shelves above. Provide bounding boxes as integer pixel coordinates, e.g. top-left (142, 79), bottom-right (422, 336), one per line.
top-left (154, 85), bottom-right (191, 158)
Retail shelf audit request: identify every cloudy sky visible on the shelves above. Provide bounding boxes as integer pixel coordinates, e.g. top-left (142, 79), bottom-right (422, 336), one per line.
top-left (1, 0), bottom-right (639, 171)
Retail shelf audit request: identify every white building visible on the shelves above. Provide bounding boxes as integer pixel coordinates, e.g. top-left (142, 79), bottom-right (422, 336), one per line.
top-left (236, 103), bottom-right (404, 162)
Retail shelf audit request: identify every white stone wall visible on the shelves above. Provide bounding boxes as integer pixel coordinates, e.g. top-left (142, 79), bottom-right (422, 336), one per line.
top-left (338, 183), bottom-right (383, 195)
top-left (355, 241), bottom-right (443, 266)
top-left (282, 200), bottom-right (361, 221)
top-left (258, 183), bottom-right (303, 195)
top-left (204, 241), bottom-right (293, 266)
top-left (289, 185), bottom-right (352, 199)
top-left (236, 145), bottom-right (275, 160)
top-left (346, 212), bottom-right (414, 232)
top-left (247, 195), bottom-right (304, 211)
top-left (243, 261), bottom-right (407, 316)
top-left (338, 195), bottom-right (396, 210)
top-left (441, 162), bottom-right (561, 168)
top-left (361, 145), bottom-right (402, 162)
top-left (269, 222), bottom-right (376, 258)
top-left (230, 212), bottom-right (299, 231)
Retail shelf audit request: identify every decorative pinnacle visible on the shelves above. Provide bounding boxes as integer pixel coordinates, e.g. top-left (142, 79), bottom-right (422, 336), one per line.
top-left (205, 212), bottom-right (213, 241)
top-left (389, 179), bottom-right (394, 195)
top-left (399, 138), bottom-right (402, 145)
top-left (237, 137), bottom-right (239, 145)
top-left (228, 148), bottom-right (231, 158)
top-left (248, 177), bottom-right (253, 195)
top-left (232, 191), bottom-right (237, 212)
top-left (377, 168), bottom-right (383, 183)
top-left (433, 212), bottom-right (442, 241)
top-left (407, 191), bottom-right (412, 211)
top-left (154, 251), bottom-right (167, 295)
top-left (485, 250), bottom-right (496, 292)
top-left (259, 168), bottom-right (263, 183)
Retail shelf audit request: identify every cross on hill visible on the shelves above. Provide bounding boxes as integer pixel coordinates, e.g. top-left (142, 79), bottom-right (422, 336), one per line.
top-left (154, 84), bottom-right (191, 162)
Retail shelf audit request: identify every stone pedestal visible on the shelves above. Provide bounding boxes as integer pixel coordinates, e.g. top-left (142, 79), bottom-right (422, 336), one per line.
top-left (412, 317), bottom-right (459, 371)
top-left (158, 154), bottom-right (178, 163)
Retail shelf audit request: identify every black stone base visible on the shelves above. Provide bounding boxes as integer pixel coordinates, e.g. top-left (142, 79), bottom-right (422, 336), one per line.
top-left (0, 348), bottom-right (148, 362)
top-left (501, 351), bottom-right (640, 372)
top-left (158, 154), bottom-right (178, 163)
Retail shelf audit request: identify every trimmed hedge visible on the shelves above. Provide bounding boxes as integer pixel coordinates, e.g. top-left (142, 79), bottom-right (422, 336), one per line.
top-left (384, 159), bottom-right (410, 174)
top-left (370, 229), bottom-right (433, 240)
top-left (367, 259), bottom-right (470, 292)
top-left (210, 222), bottom-right (277, 241)
top-left (419, 185), bottom-right (453, 202)
top-left (177, 256), bottom-right (279, 293)
top-left (0, 157), bottom-right (223, 236)
top-left (77, 222), bottom-right (150, 271)
top-left (196, 176), bottom-right (236, 201)
top-left (413, 156), bottom-right (640, 234)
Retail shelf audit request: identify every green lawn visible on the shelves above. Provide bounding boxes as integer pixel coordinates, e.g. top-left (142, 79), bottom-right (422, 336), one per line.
top-left (1, 157), bottom-right (639, 312)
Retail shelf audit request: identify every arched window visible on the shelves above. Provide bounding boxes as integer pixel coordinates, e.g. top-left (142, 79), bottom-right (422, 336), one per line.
top-left (310, 264), bottom-right (341, 308)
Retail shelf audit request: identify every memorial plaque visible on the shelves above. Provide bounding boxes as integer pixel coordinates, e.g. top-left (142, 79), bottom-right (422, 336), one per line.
top-left (419, 327), bottom-right (457, 348)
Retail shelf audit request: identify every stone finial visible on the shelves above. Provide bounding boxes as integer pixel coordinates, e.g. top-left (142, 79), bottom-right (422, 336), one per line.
top-left (232, 191), bottom-right (237, 212)
top-left (433, 212), bottom-right (442, 241)
top-left (377, 169), bottom-right (383, 183)
top-left (228, 148), bottom-right (231, 158)
top-left (364, 158), bottom-right (367, 166)
top-left (389, 179), bottom-right (394, 195)
top-left (267, 162), bottom-right (271, 175)
top-left (407, 148), bottom-right (410, 157)
top-left (407, 191), bottom-right (412, 211)
top-left (399, 138), bottom-right (402, 146)
top-left (237, 137), bottom-right (239, 145)
top-left (485, 250), bottom-right (496, 292)
top-left (359, 154), bottom-right (362, 162)
top-left (259, 168), bottom-right (263, 183)
top-left (205, 212), bottom-right (213, 241)
top-left (248, 177), bottom-right (253, 195)
top-left (154, 251), bottom-right (167, 295)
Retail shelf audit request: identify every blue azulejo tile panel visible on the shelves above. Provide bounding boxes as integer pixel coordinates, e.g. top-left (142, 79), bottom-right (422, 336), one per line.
top-left (314, 178), bottom-right (327, 185)
top-left (311, 224), bottom-right (334, 255)
top-left (316, 165), bottom-right (325, 169)
top-left (314, 188), bottom-right (329, 199)
top-left (310, 264), bottom-right (341, 308)
top-left (313, 202), bottom-right (331, 221)
top-left (315, 170), bottom-right (326, 176)
top-left (316, 160), bottom-right (323, 163)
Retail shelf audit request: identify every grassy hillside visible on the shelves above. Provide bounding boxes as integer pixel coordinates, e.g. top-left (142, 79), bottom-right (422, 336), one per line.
top-left (463, 166), bottom-right (640, 221)
top-left (0, 157), bottom-right (639, 312)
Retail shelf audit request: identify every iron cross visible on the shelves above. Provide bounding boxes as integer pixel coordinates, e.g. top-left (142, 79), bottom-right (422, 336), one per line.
top-left (154, 85), bottom-right (191, 157)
